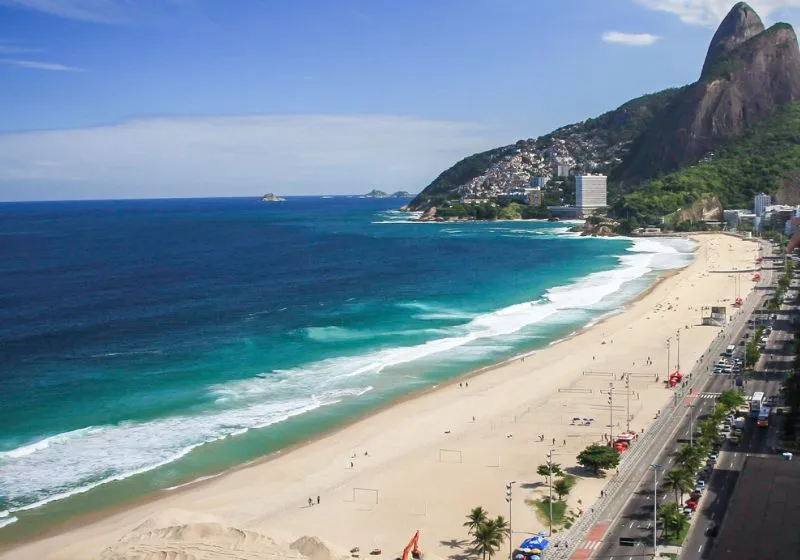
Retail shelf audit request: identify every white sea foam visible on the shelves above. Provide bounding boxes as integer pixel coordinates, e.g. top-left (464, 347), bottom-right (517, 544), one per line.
top-left (0, 516), bottom-right (17, 530)
top-left (164, 473), bottom-right (224, 492)
top-left (0, 387), bottom-right (371, 514)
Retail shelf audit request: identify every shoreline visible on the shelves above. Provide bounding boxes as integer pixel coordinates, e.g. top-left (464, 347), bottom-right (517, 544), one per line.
top-left (1, 234), bottom-right (756, 560)
top-left (0, 254), bottom-right (682, 551)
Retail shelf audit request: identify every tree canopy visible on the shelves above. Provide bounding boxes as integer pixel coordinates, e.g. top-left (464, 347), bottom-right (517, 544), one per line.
top-left (576, 444), bottom-right (620, 475)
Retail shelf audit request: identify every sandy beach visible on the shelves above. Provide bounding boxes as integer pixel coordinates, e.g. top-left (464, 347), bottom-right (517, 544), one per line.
top-left (1, 234), bottom-right (759, 560)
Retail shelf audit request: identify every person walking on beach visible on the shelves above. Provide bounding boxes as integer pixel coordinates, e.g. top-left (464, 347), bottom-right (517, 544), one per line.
top-left (552, 437), bottom-right (556, 445)
top-left (308, 498), bottom-right (313, 507)
top-left (350, 461), bottom-right (354, 468)
top-left (317, 495), bottom-right (320, 505)
top-left (562, 439), bottom-right (566, 446)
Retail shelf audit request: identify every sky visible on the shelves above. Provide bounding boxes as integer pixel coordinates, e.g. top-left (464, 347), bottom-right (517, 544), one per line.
top-left (2, 0), bottom-right (800, 200)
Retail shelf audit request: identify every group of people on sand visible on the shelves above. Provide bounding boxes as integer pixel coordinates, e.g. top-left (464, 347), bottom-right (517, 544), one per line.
top-left (349, 450), bottom-right (369, 469)
top-left (307, 496), bottom-right (320, 507)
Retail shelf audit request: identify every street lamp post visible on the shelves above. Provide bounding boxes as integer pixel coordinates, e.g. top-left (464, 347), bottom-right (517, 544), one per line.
top-left (548, 449), bottom-right (554, 536)
top-left (651, 463), bottom-right (661, 558)
top-left (506, 481), bottom-right (515, 559)
top-left (666, 337), bottom-right (671, 378)
top-left (608, 383), bottom-right (615, 444)
top-left (688, 404), bottom-right (695, 447)
top-left (625, 372), bottom-right (631, 433)
top-left (676, 330), bottom-right (681, 372)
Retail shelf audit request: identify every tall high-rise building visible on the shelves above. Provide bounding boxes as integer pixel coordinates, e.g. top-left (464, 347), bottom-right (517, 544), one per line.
top-left (754, 193), bottom-right (771, 217)
top-left (576, 174), bottom-right (607, 216)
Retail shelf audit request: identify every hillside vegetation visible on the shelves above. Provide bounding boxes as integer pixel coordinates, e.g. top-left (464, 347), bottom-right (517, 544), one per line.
top-left (613, 101), bottom-right (800, 228)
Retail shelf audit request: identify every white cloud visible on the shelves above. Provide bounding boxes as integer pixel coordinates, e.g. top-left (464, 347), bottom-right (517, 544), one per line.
top-left (634, 0), bottom-right (800, 26)
top-left (0, 0), bottom-right (183, 22)
top-left (0, 41), bottom-right (40, 54)
top-left (602, 31), bottom-right (661, 45)
top-left (2, 59), bottom-right (83, 71)
top-left (0, 115), bottom-right (502, 200)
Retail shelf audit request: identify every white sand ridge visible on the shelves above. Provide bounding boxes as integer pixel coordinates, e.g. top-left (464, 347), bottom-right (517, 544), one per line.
top-left (100, 510), bottom-right (348, 560)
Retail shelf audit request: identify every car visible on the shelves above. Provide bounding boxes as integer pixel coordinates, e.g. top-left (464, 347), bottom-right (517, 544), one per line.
top-left (696, 480), bottom-right (706, 489)
top-left (686, 500), bottom-right (698, 511)
top-left (709, 453), bottom-right (718, 462)
top-left (706, 524), bottom-right (719, 537)
top-left (729, 435), bottom-right (740, 445)
top-left (683, 507), bottom-right (694, 518)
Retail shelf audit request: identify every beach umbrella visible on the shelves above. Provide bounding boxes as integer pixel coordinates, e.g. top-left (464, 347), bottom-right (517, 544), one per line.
top-left (531, 555), bottom-right (541, 560)
top-left (531, 548), bottom-right (542, 554)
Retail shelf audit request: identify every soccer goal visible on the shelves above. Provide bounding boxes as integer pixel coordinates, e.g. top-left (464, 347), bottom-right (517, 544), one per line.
top-left (438, 448), bottom-right (463, 463)
top-left (352, 487), bottom-right (379, 504)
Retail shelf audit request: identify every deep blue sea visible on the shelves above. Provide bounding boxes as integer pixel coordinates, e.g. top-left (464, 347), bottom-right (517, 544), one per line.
top-left (0, 197), bottom-right (694, 536)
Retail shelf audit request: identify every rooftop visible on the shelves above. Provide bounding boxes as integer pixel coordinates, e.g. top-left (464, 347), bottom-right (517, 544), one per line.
top-left (709, 455), bottom-right (800, 560)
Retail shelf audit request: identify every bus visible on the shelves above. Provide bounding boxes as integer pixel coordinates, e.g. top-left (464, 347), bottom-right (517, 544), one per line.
top-left (757, 407), bottom-right (770, 427)
top-left (750, 391), bottom-right (765, 418)
top-left (725, 344), bottom-right (736, 357)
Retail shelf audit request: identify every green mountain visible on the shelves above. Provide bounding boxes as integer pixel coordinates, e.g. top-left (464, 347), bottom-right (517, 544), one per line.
top-left (408, 2), bottom-right (800, 225)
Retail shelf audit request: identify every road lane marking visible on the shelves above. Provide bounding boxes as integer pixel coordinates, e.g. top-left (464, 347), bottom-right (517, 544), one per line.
top-left (629, 522), bottom-right (635, 528)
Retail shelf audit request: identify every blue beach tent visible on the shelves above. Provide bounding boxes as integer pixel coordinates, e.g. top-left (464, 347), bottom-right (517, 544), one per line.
top-left (518, 536), bottom-right (550, 551)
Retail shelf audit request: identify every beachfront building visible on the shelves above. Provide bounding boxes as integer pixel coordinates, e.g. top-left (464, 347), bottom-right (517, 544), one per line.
top-left (575, 174), bottom-right (607, 217)
top-left (531, 176), bottom-right (547, 188)
top-left (527, 187), bottom-right (542, 207)
top-left (764, 204), bottom-right (796, 232)
top-left (557, 164), bottom-right (571, 177)
top-left (754, 193), bottom-right (771, 217)
top-left (724, 209), bottom-right (757, 229)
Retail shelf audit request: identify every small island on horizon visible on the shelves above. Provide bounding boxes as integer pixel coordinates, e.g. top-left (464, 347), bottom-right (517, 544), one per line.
top-left (363, 189), bottom-right (414, 199)
top-left (261, 193), bottom-right (286, 202)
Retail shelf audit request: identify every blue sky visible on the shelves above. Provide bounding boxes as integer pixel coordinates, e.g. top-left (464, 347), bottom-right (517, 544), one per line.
top-left (2, 0), bottom-right (800, 200)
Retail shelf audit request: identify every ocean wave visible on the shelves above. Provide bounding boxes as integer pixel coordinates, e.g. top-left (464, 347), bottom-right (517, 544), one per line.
top-left (0, 387), bottom-right (371, 515)
top-left (218, 237), bottom-right (687, 403)
top-left (304, 326), bottom-right (448, 343)
top-left (0, 515), bottom-right (17, 530)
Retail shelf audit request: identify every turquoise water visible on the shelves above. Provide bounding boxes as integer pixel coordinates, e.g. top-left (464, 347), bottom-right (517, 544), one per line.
top-left (0, 197), bottom-right (694, 540)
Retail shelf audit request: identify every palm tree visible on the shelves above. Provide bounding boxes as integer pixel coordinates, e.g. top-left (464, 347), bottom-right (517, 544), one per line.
top-left (657, 502), bottom-right (681, 540)
top-left (490, 515), bottom-right (510, 541)
top-left (463, 506), bottom-right (489, 536)
top-left (674, 445), bottom-right (701, 471)
top-left (472, 517), bottom-right (505, 560)
top-left (662, 469), bottom-right (693, 505)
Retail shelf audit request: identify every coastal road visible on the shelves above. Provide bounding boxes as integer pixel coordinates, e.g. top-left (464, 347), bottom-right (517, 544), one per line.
top-left (575, 239), bottom-right (777, 560)
top-left (680, 257), bottom-right (795, 559)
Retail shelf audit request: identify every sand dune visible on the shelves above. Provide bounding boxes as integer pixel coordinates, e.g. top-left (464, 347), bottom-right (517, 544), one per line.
top-left (100, 510), bottom-right (347, 560)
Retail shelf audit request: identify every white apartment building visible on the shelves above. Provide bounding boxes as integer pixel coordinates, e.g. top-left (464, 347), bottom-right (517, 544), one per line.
top-left (576, 174), bottom-right (607, 216)
top-left (754, 193), bottom-right (771, 217)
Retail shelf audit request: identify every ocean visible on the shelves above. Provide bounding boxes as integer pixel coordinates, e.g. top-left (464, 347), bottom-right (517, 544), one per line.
top-left (0, 197), bottom-right (694, 539)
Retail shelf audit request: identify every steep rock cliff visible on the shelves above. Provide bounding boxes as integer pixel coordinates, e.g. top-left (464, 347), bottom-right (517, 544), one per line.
top-left (617, 3), bottom-right (800, 185)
